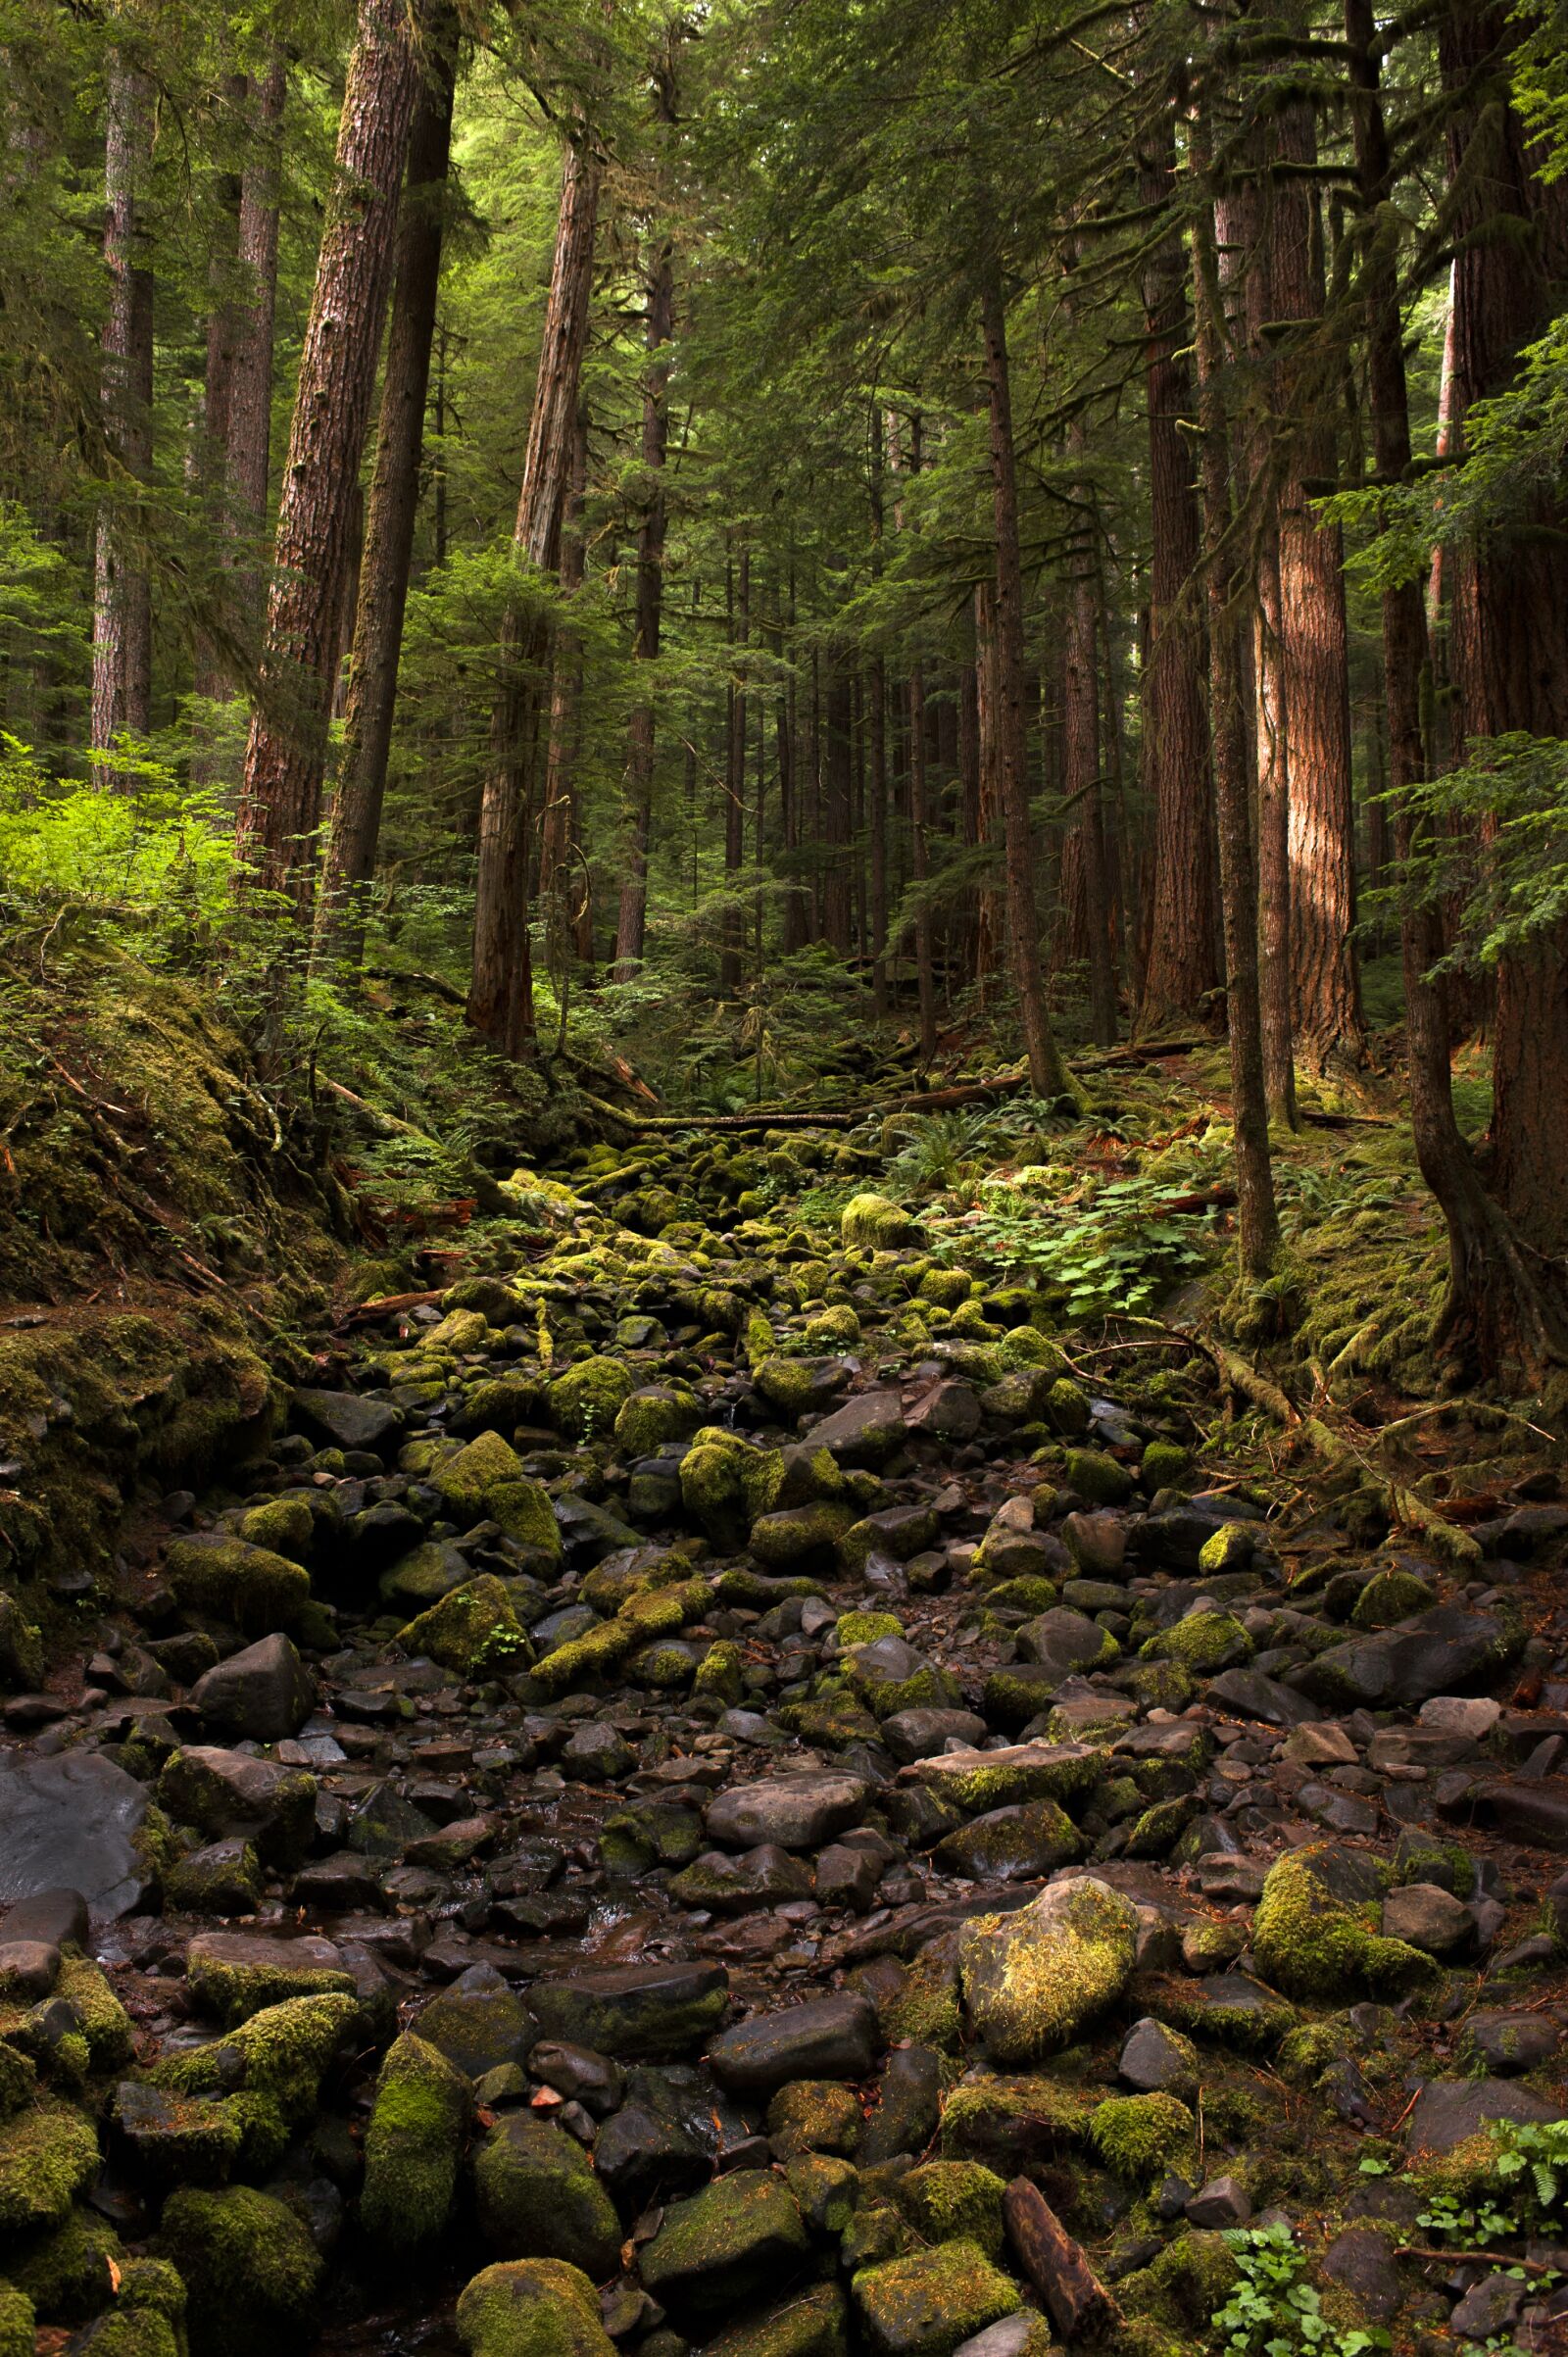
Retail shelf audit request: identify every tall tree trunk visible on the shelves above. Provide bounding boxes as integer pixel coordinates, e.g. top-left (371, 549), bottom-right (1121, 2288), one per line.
top-left (979, 262), bottom-right (1068, 1099)
top-left (237, 0), bottom-right (417, 919)
top-left (1224, 178), bottom-right (1298, 1128)
top-left (192, 71), bottom-right (245, 731)
top-left (612, 222), bottom-right (675, 974)
top-left (1136, 123), bottom-right (1219, 1033)
top-left (869, 656), bottom-right (889, 1012)
top-left (907, 666), bottom-right (937, 1058)
top-left (1193, 135), bottom-right (1279, 1277)
top-left (468, 134), bottom-right (601, 1053)
top-left (1429, 0), bottom-right (1568, 1371)
top-left (718, 548), bottom-right (750, 993)
top-left (92, 44), bottom-right (155, 769)
top-left (1064, 414), bottom-right (1116, 1044)
top-left (539, 406), bottom-right (590, 955)
top-left (1344, 0), bottom-right (1555, 1379)
top-left (973, 582), bottom-right (1004, 991)
top-left (320, 8), bottom-right (458, 965)
top-left (1271, 88), bottom-right (1365, 1070)
top-left (821, 661), bottom-right (853, 956)
top-left (225, 50), bottom-right (285, 641)
top-left (956, 657), bottom-right (981, 986)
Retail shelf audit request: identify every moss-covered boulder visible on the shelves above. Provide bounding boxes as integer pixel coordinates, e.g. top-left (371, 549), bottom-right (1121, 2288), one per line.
top-left (361, 2031), bottom-right (470, 2254)
top-left (1088, 2092), bottom-right (1196, 2183)
top-left (1351, 1568), bottom-right (1437, 1629)
top-left (473, 2114), bottom-right (621, 2279)
top-left (432, 1432), bottom-right (529, 1523)
top-left (184, 1935), bottom-right (356, 2028)
top-left (456, 2259), bottom-right (616, 2357)
top-left (165, 1536), bottom-right (310, 1636)
top-left (397, 1576), bottom-right (529, 1675)
top-left (639, 2171), bottom-right (808, 2324)
top-left (0, 2285), bottom-right (30, 2357)
top-left (851, 2239), bottom-right (1020, 2357)
top-left (1252, 1844), bottom-right (1440, 2001)
top-left (842, 1195), bottom-right (922, 1250)
top-left (549, 1358), bottom-right (635, 1444)
top-left (958, 1875), bottom-right (1138, 2064)
top-left (895, 2163), bottom-right (1006, 2261)
top-left (679, 1429), bottom-right (784, 1547)
top-left (0, 2097), bottom-right (100, 2231)
top-left (0, 1596), bottom-right (43, 1692)
top-left (751, 1500), bottom-right (858, 1570)
top-left (703, 2284), bottom-right (848, 2357)
top-left (767, 2080), bottom-right (863, 2159)
top-left (1144, 1611), bottom-right (1252, 1675)
top-left (613, 1385), bottom-right (703, 1458)
top-left (154, 2185), bottom-right (321, 2357)
top-left (528, 1579), bottom-right (708, 1699)
top-left (152, 1993), bottom-right (358, 2175)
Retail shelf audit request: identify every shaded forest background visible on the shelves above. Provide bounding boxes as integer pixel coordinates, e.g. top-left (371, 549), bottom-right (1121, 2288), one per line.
top-left (3, 0), bottom-right (1568, 1399)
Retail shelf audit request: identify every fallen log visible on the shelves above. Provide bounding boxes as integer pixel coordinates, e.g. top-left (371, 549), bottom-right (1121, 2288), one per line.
top-left (1004, 2178), bottom-right (1119, 2341)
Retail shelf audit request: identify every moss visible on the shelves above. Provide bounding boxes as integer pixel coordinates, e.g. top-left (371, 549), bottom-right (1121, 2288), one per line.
top-left (984, 1576), bottom-right (1060, 1614)
top-left (768, 2081), bottom-right (863, 2159)
top-left (752, 1500), bottom-right (858, 1567)
top-left (165, 1536), bottom-right (310, 1635)
top-left (1351, 1568), bottom-right (1437, 1628)
top-left (630, 1637), bottom-right (699, 1689)
top-left (528, 1577), bottom-right (708, 1699)
top-left (8, 2203), bottom-right (123, 2320)
top-left (805, 1304), bottom-right (861, 1350)
top-left (937, 2076), bottom-right (1094, 2170)
top-left (852, 2237), bottom-right (1020, 2357)
top-left (1196, 1523), bottom-right (1256, 1576)
top-left (238, 1497), bottom-right (315, 1559)
top-left (473, 2113), bottom-right (621, 2279)
top-left (1046, 1379), bottom-right (1092, 1435)
top-left (1141, 1441), bottom-right (1189, 1488)
top-left (613, 1385), bottom-right (702, 1458)
top-left (398, 1574), bottom-right (528, 1674)
top-left (165, 1840), bottom-right (263, 1917)
top-left (157, 1993), bottom-right (357, 2173)
top-left (679, 1428), bottom-right (784, 1547)
top-left (958, 1878), bottom-right (1138, 2065)
top-left (0, 2044), bottom-right (36, 2123)
top-left (842, 1196), bottom-right (923, 1250)
top-left (157, 1752), bottom-right (317, 1869)
top-left (916, 1747), bottom-right (1102, 1815)
top-left (693, 1639), bottom-right (745, 1704)
top-left (0, 2097), bottom-right (100, 2230)
top-left (1143, 1611), bottom-right (1252, 1674)
top-left (433, 1431), bottom-right (530, 1522)
top-left (0, 1597), bottom-right (43, 1692)
top-left (0, 2285), bottom-right (30, 2357)
top-left (640, 2171), bottom-right (809, 2320)
top-left (1060, 1449), bottom-right (1134, 1504)
top-left (154, 2185), bottom-right (321, 2357)
top-left (1088, 2093), bottom-right (1196, 2183)
top-left (896, 2162), bottom-right (1006, 2260)
top-left (55, 1955), bottom-right (134, 2072)
top-left (1252, 1845), bottom-right (1440, 2001)
top-left (360, 2031), bottom-right (469, 2253)
top-left (704, 2284), bottom-right (848, 2357)
top-left (488, 1482), bottom-right (563, 1562)
top-left (836, 1610), bottom-right (904, 1647)
top-left (877, 1952), bottom-right (963, 2055)
top-left (549, 1357), bottom-right (635, 1444)
top-left (1118, 1660), bottom-right (1196, 1711)
top-left (1119, 2231), bottom-right (1241, 2331)
top-left (455, 2258), bottom-right (616, 2357)
top-left (185, 1947), bottom-right (356, 2031)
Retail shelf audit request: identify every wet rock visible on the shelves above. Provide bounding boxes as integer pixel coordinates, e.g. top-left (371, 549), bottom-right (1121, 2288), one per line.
top-left (707, 1772), bottom-right (869, 1851)
top-left (1118, 2018), bottom-right (1200, 2099)
top-left (670, 1844), bottom-right (814, 1914)
top-left (817, 1842), bottom-right (882, 1911)
top-left (473, 2112), bottom-right (622, 2278)
top-left (154, 2184), bottom-right (322, 2357)
top-left (293, 1389), bottom-right (402, 1456)
top-left (190, 1633), bottom-right (315, 1742)
top-left (853, 2241), bottom-right (1020, 2357)
top-left (528, 1959), bottom-right (729, 2059)
top-left (639, 2170), bottom-right (809, 2324)
top-left (1320, 2227), bottom-right (1402, 2324)
top-left (0, 1749), bottom-right (151, 1919)
top-left (803, 1392), bottom-right (909, 1467)
top-left (1382, 1883), bottom-right (1472, 1956)
top-left (933, 1800), bottom-right (1082, 1882)
top-left (862, 2045), bottom-right (944, 2165)
top-left (710, 1992), bottom-right (879, 2096)
top-left (456, 2258), bottom-right (616, 2357)
top-left (165, 1838), bottom-right (263, 1916)
top-left (1302, 1604), bottom-right (1522, 1711)
top-left (361, 2030), bottom-right (470, 2253)
top-left (416, 1968), bottom-right (536, 2080)
top-left (1450, 2277), bottom-right (1525, 2340)
top-left (958, 1876), bottom-right (1138, 2063)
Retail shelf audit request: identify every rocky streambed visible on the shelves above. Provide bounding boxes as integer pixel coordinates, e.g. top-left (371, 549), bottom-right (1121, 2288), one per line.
top-left (2, 1137), bottom-right (1568, 2357)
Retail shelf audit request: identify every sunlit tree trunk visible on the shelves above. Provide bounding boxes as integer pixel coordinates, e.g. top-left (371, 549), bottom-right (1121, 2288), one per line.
top-left (237, 0), bottom-right (418, 919)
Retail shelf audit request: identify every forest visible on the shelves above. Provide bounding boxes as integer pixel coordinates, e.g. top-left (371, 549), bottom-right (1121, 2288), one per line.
top-left (3, 1), bottom-right (1568, 2356)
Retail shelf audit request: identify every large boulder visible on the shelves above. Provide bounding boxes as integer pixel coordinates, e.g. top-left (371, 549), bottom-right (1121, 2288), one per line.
top-left (958, 1876), bottom-right (1138, 2064)
top-left (0, 1749), bottom-right (151, 1920)
top-left (190, 1634), bottom-right (315, 1743)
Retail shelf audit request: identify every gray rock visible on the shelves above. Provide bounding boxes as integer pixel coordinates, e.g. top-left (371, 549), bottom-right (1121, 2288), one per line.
top-left (1449, 2276), bottom-right (1524, 2341)
top-left (1119, 2017), bottom-right (1200, 2098)
top-left (527, 1960), bottom-right (729, 2060)
top-left (1013, 1607), bottom-right (1110, 1676)
top-left (816, 1843), bottom-right (882, 1912)
top-left (0, 1888), bottom-right (88, 1948)
top-left (1320, 2228), bottom-right (1403, 2323)
top-left (1304, 1605), bottom-right (1520, 1711)
top-left (906, 1382), bottom-right (982, 1443)
top-left (1185, 2175), bottom-right (1251, 2227)
top-left (1204, 1668), bottom-right (1317, 1727)
top-left (191, 1633), bottom-right (315, 1742)
top-left (1404, 2076), bottom-right (1565, 2154)
top-left (707, 1771), bottom-right (868, 1851)
top-left (803, 1391), bottom-right (908, 1466)
top-left (953, 2321), bottom-right (1041, 2357)
top-left (1464, 2010), bottom-right (1562, 2075)
top-left (882, 1708), bottom-right (988, 1763)
top-left (0, 1748), bottom-right (151, 1919)
top-left (709, 1991), bottom-right (880, 2096)
top-left (1382, 1883), bottom-right (1472, 1956)
top-left (861, 2044), bottom-right (944, 2166)
top-left (293, 1388), bottom-right (402, 1455)
top-left (1420, 1695), bottom-right (1502, 1738)
top-left (416, 1965), bottom-right (536, 2080)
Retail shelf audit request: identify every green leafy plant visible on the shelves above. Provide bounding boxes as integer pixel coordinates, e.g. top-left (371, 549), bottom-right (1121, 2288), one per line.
top-left (927, 1157), bottom-right (1223, 1321)
top-left (1212, 2223), bottom-right (1389, 2357)
top-left (1420, 2119), bottom-right (1568, 2247)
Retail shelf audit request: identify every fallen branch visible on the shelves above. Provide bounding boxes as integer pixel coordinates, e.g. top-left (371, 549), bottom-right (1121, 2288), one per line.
top-left (1004, 2178), bottom-right (1119, 2341)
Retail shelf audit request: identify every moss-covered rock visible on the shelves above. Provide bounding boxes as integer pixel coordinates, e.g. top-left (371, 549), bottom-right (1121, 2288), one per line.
top-left (842, 1196), bottom-right (922, 1250)
top-left (8, 2202), bottom-right (123, 2320)
top-left (473, 2113), bottom-right (620, 2279)
top-left (456, 2259), bottom-right (616, 2357)
top-left (937, 2075), bottom-right (1094, 2172)
top-left (639, 2171), bottom-right (808, 2323)
top-left (613, 1385), bottom-right (703, 1458)
top-left (958, 1876), bottom-right (1138, 2064)
top-left (751, 1500), bottom-right (858, 1569)
top-left (768, 2080), bottom-right (863, 2159)
top-left (154, 2185), bottom-right (321, 2357)
top-left (0, 2097), bottom-right (100, 2231)
top-left (1119, 2230), bottom-right (1241, 2333)
top-left (548, 1357), bottom-right (635, 1444)
top-left (55, 1955), bottom-right (133, 2071)
top-left (1062, 1449), bottom-right (1135, 1505)
top-left (1351, 1568), bottom-right (1437, 1628)
top-left (0, 1596), bottom-right (44, 1692)
top-left (852, 2238), bottom-right (1020, 2357)
top-left (1252, 1844), bottom-right (1440, 2001)
top-left (165, 1536), bottom-right (309, 1635)
top-left (154, 1992), bottom-right (358, 2175)
top-left (1088, 2092), bottom-right (1196, 2183)
top-left (1144, 1611), bottom-right (1252, 1674)
top-left (528, 1578), bottom-right (708, 1700)
top-left (693, 1639), bottom-right (746, 1704)
top-left (679, 1429), bottom-right (784, 1547)
top-left (184, 1940), bottom-right (356, 2029)
top-left (0, 2284), bottom-right (30, 2357)
top-left (361, 2031), bottom-right (470, 2254)
top-left (398, 1575), bottom-right (529, 1675)
top-left (895, 2163), bottom-right (1006, 2261)
top-left (703, 2284), bottom-right (848, 2357)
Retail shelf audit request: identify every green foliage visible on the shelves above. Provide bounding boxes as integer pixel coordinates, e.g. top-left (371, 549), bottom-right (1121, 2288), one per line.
top-left (0, 741), bottom-right (234, 955)
top-left (1418, 2119), bottom-right (1568, 2246)
top-left (1211, 2225), bottom-right (1388, 2357)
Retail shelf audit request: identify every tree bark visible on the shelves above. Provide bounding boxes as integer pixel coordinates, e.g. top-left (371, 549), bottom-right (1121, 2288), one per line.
top-left (980, 260), bottom-right (1068, 1099)
top-left (719, 546), bottom-right (750, 992)
top-left (539, 404), bottom-right (591, 957)
top-left (191, 72), bottom-right (246, 729)
top-left (1345, 0), bottom-right (1562, 1382)
top-left (320, 7), bottom-right (458, 966)
top-left (225, 50), bottom-right (286, 639)
top-left (1193, 131), bottom-right (1279, 1278)
top-left (1270, 87), bottom-right (1365, 1071)
top-left (1064, 411), bottom-right (1116, 1044)
top-left (973, 580), bottom-right (1004, 992)
top-left (1434, 0), bottom-right (1568, 1367)
top-left (907, 665), bottom-right (937, 1058)
top-left (237, 0), bottom-right (418, 919)
top-left (1136, 122), bottom-right (1220, 1034)
top-left (92, 44), bottom-right (155, 769)
top-left (612, 213), bottom-right (676, 974)
top-left (822, 660), bottom-right (854, 957)
top-left (468, 134), bottom-right (601, 1053)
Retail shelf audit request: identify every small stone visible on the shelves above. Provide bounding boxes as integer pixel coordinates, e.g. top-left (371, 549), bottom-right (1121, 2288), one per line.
top-left (1382, 1883), bottom-right (1472, 1956)
top-left (1420, 1695), bottom-right (1502, 1739)
top-left (1118, 2019), bottom-right (1199, 2099)
top-left (1185, 2175), bottom-right (1251, 2228)
top-left (191, 1634), bottom-right (316, 1743)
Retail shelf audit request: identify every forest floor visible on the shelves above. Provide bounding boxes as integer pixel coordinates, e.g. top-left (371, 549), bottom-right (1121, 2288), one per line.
top-left (2, 955), bottom-right (1568, 2357)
